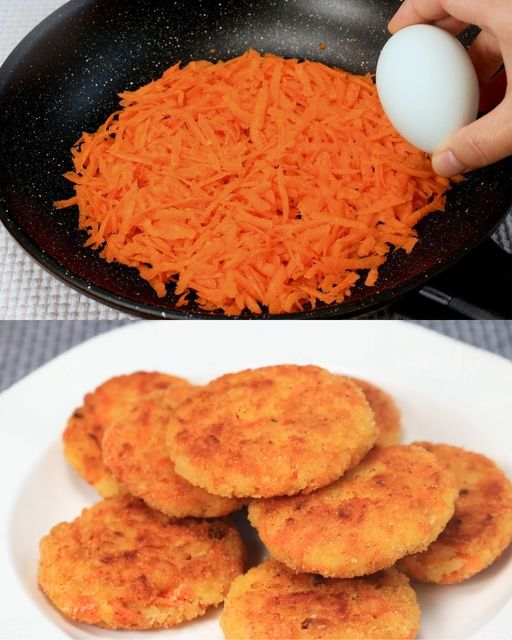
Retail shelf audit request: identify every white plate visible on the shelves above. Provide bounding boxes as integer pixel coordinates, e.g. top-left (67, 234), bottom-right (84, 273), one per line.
top-left (0, 320), bottom-right (511, 640)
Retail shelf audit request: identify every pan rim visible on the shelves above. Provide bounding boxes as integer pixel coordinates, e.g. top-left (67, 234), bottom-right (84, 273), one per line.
top-left (1, 206), bottom-right (508, 319)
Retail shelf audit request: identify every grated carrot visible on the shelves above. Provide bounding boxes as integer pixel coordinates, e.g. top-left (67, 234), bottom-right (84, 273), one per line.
top-left (55, 50), bottom-right (454, 315)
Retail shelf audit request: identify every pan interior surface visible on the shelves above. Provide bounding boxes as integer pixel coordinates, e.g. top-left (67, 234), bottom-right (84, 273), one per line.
top-left (0, 0), bottom-right (511, 318)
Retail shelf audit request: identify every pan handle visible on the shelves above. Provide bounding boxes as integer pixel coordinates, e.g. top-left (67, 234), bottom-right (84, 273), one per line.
top-left (401, 238), bottom-right (512, 319)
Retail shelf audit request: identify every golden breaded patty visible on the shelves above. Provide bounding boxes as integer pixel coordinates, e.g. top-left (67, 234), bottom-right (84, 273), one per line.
top-left (102, 391), bottom-right (243, 517)
top-left (63, 372), bottom-right (193, 497)
top-left (169, 365), bottom-right (377, 498)
top-left (350, 378), bottom-right (402, 446)
top-left (38, 496), bottom-right (245, 630)
top-left (248, 445), bottom-right (458, 578)
top-left (399, 443), bottom-right (512, 584)
top-left (220, 559), bottom-right (420, 640)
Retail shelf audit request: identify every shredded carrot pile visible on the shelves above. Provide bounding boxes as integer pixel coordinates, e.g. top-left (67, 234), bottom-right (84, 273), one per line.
top-left (55, 50), bottom-right (454, 315)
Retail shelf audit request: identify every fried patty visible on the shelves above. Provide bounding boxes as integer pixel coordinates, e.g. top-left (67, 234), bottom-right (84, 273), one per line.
top-left (38, 496), bottom-right (245, 630)
top-left (220, 559), bottom-right (420, 640)
top-left (63, 372), bottom-right (193, 497)
top-left (398, 443), bottom-right (512, 584)
top-left (169, 365), bottom-right (377, 498)
top-left (350, 378), bottom-right (402, 446)
top-left (102, 391), bottom-right (243, 517)
top-left (248, 445), bottom-right (458, 578)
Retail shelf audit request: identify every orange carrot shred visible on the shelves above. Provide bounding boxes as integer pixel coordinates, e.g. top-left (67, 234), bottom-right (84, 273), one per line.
top-left (55, 50), bottom-right (457, 316)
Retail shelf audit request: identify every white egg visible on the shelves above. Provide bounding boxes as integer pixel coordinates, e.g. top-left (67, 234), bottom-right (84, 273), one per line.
top-left (376, 25), bottom-right (479, 153)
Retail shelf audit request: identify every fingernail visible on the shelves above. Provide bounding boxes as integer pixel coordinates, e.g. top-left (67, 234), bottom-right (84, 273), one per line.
top-left (432, 150), bottom-right (467, 177)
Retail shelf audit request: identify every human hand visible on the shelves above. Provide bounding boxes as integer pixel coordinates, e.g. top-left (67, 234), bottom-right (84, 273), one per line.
top-left (388, 0), bottom-right (511, 177)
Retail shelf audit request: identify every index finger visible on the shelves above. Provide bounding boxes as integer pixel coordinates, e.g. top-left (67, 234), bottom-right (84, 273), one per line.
top-left (389, 0), bottom-right (490, 34)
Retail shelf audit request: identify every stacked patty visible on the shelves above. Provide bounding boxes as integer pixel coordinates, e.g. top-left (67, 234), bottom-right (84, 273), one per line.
top-left (39, 365), bottom-right (512, 638)
top-left (43, 372), bottom-right (244, 630)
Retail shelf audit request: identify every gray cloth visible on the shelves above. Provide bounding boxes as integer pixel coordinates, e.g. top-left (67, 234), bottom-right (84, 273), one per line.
top-left (0, 0), bottom-right (511, 319)
top-left (0, 320), bottom-right (130, 391)
top-left (0, 320), bottom-right (511, 392)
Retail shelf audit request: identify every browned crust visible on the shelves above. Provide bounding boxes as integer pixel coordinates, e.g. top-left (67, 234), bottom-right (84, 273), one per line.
top-left (350, 378), bottom-right (402, 445)
top-left (169, 365), bottom-right (377, 498)
top-left (248, 445), bottom-right (458, 578)
top-left (220, 559), bottom-right (420, 639)
top-left (102, 391), bottom-right (244, 517)
top-left (38, 496), bottom-right (245, 629)
top-left (62, 372), bottom-right (193, 496)
top-left (399, 443), bottom-right (512, 584)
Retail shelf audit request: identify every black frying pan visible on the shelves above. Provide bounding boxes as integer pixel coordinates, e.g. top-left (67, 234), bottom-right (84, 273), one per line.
top-left (0, 0), bottom-right (511, 319)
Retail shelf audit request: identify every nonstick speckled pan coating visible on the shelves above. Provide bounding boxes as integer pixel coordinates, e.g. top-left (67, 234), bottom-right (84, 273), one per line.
top-left (0, 0), bottom-right (511, 318)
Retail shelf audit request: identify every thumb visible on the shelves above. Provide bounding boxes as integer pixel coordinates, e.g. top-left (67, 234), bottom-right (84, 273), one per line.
top-left (432, 97), bottom-right (512, 177)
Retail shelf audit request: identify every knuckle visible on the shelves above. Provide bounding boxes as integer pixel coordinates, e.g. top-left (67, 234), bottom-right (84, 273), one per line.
top-left (461, 132), bottom-right (493, 167)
